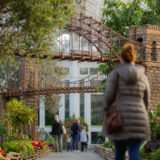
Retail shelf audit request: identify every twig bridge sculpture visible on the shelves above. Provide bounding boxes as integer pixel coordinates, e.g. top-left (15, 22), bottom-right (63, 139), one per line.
top-left (2, 14), bottom-right (143, 97)
top-left (2, 73), bottom-right (105, 97)
top-left (15, 13), bottom-right (141, 63)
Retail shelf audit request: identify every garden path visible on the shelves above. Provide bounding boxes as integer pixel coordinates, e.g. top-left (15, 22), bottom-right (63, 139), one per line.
top-left (38, 150), bottom-right (104, 160)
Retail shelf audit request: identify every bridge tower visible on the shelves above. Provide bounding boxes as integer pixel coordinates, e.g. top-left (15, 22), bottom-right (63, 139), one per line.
top-left (130, 25), bottom-right (160, 112)
top-left (20, 58), bottom-right (39, 139)
top-left (0, 58), bottom-right (39, 139)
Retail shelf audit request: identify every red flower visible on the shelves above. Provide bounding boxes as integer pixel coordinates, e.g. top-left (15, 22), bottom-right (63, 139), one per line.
top-left (0, 147), bottom-right (5, 155)
top-left (32, 140), bottom-right (46, 151)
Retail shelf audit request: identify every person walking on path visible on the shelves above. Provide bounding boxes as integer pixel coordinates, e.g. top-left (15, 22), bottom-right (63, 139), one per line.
top-left (103, 43), bottom-right (150, 160)
top-left (80, 126), bottom-right (88, 152)
top-left (51, 115), bottom-right (63, 152)
top-left (71, 119), bottom-right (81, 152)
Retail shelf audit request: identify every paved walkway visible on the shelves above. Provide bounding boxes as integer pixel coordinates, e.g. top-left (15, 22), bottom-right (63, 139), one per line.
top-left (38, 150), bottom-right (104, 160)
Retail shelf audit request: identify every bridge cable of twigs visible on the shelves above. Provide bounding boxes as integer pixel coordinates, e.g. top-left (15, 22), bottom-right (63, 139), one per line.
top-left (2, 73), bottom-right (105, 97)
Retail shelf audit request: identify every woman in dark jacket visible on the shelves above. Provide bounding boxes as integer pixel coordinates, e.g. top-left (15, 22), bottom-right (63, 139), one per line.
top-left (103, 44), bottom-right (150, 160)
top-left (52, 115), bottom-right (63, 152)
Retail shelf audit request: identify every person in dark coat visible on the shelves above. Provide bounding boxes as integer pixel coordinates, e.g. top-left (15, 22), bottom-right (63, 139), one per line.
top-left (71, 119), bottom-right (81, 152)
top-left (52, 115), bottom-right (63, 152)
top-left (103, 43), bottom-right (150, 160)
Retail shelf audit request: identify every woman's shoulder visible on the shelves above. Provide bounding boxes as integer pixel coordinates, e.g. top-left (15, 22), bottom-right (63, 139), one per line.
top-left (135, 64), bottom-right (145, 71)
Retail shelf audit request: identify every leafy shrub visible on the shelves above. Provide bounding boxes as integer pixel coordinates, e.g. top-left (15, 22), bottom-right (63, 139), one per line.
top-left (5, 99), bottom-right (35, 139)
top-left (0, 120), bottom-right (8, 136)
top-left (2, 140), bottom-right (35, 158)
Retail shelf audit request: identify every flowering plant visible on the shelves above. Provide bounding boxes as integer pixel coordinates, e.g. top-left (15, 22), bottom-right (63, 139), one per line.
top-left (32, 140), bottom-right (45, 152)
top-left (0, 147), bottom-right (5, 155)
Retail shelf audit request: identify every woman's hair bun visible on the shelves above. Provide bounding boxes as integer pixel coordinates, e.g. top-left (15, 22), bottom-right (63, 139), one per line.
top-left (120, 43), bottom-right (136, 63)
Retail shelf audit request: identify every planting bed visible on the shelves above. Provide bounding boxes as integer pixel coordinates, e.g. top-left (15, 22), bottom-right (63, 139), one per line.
top-left (0, 145), bottom-right (51, 160)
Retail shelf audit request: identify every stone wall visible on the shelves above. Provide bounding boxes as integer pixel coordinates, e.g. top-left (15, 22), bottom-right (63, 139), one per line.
top-left (130, 24), bottom-right (160, 112)
top-left (142, 62), bottom-right (160, 112)
top-left (95, 145), bottom-right (114, 160)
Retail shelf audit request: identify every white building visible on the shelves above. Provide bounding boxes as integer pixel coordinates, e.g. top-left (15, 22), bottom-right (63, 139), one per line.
top-left (39, 0), bottom-right (106, 147)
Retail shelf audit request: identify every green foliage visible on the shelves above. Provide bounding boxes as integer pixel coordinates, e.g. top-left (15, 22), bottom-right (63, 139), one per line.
top-left (141, 147), bottom-right (160, 160)
top-left (0, 120), bottom-right (8, 136)
top-left (5, 99), bottom-right (35, 138)
top-left (2, 140), bottom-right (35, 158)
top-left (140, 147), bottom-right (150, 159)
top-left (0, 0), bottom-right (74, 61)
top-left (65, 117), bottom-right (73, 122)
top-left (102, 0), bottom-right (160, 37)
top-left (79, 117), bottom-right (85, 123)
top-left (103, 141), bottom-right (115, 151)
top-left (98, 62), bottom-right (118, 91)
top-left (103, 141), bottom-right (112, 148)
top-left (4, 135), bottom-right (12, 143)
top-left (150, 148), bottom-right (160, 160)
top-left (99, 0), bottom-right (160, 91)
top-left (149, 105), bottom-right (160, 139)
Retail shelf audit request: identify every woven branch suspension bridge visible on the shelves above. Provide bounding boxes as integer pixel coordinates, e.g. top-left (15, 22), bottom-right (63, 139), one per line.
top-left (16, 14), bottom-right (141, 62)
top-left (2, 73), bottom-right (105, 97)
top-left (1, 14), bottom-right (156, 97)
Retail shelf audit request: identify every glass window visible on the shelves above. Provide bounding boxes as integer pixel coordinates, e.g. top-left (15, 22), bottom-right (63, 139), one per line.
top-left (90, 68), bottom-right (98, 74)
top-left (65, 94), bottom-right (70, 119)
top-left (81, 38), bottom-right (89, 51)
top-left (91, 94), bottom-right (103, 125)
top-left (80, 68), bottom-right (88, 75)
top-left (80, 93), bottom-right (84, 119)
top-left (91, 132), bottom-right (105, 144)
top-left (45, 110), bottom-right (54, 126)
top-left (62, 34), bottom-right (69, 52)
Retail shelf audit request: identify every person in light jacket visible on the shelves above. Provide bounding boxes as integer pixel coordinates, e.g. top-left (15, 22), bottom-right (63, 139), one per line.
top-left (102, 43), bottom-right (150, 160)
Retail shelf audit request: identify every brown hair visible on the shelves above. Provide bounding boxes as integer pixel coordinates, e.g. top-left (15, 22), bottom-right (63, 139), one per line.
top-left (120, 43), bottom-right (136, 63)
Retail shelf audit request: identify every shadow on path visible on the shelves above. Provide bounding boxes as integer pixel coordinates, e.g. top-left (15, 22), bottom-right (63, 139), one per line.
top-left (38, 150), bottom-right (104, 160)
